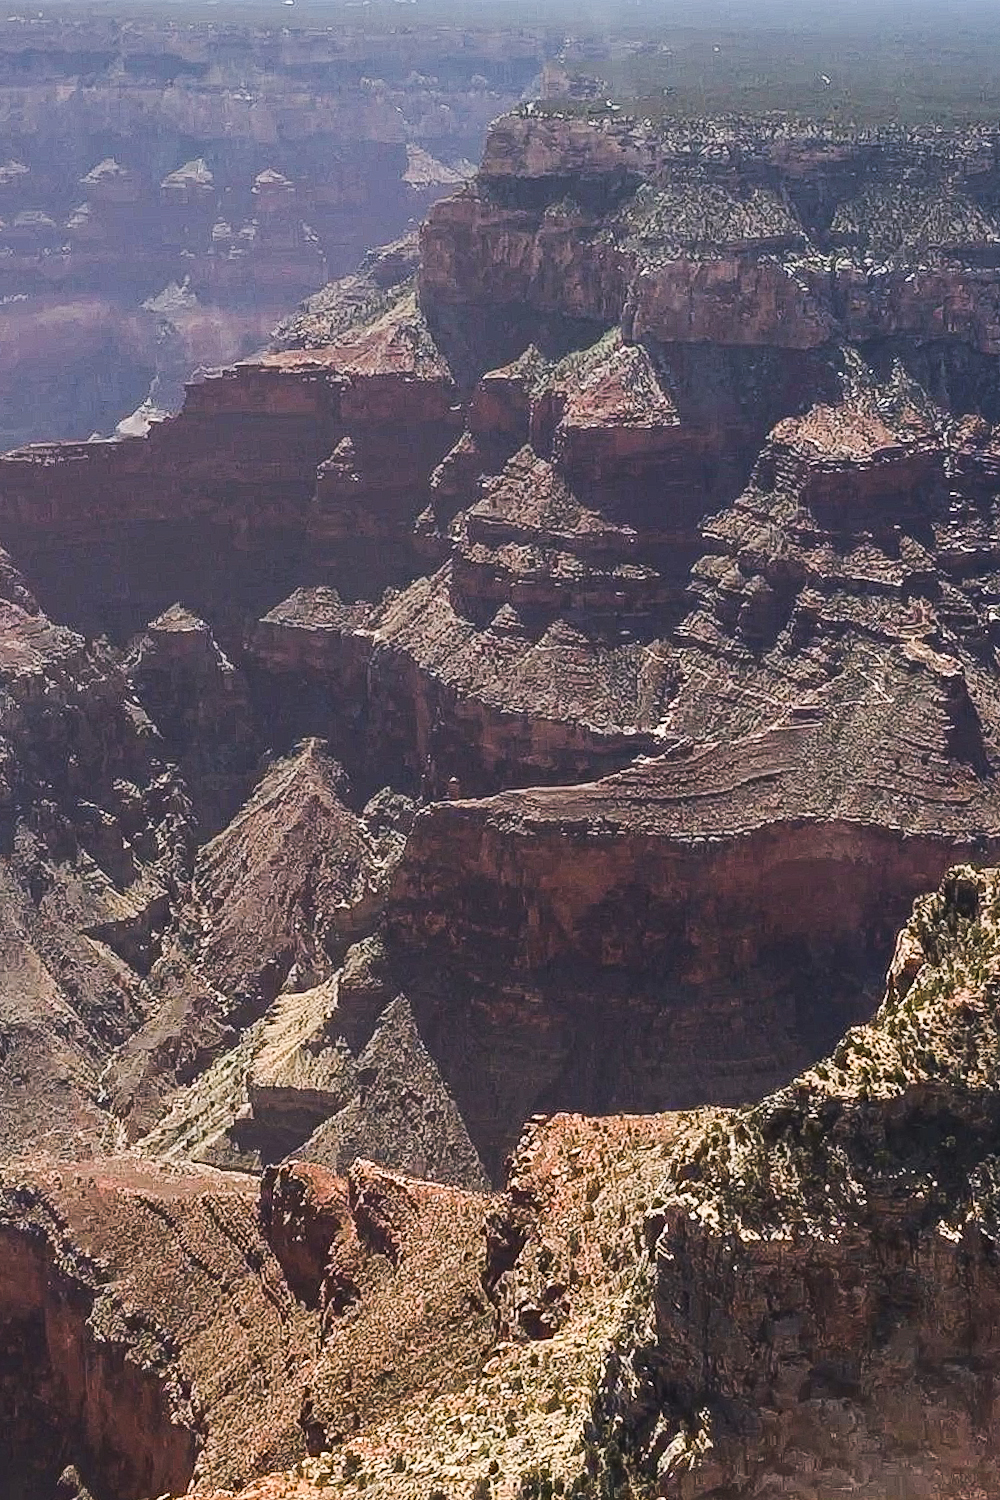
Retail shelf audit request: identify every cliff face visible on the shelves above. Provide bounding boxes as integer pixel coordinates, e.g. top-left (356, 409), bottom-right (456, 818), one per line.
top-left (376, 765), bottom-right (995, 1176)
top-left (6, 113), bottom-right (1000, 1183)
top-left (8, 110), bottom-right (1000, 1498)
top-left (0, 1159), bottom-right (315, 1500)
top-left (420, 115), bottom-right (1000, 354)
top-left (0, 286), bottom-right (461, 642)
top-left (595, 865), bottom-right (1000, 1500)
top-left (158, 864), bottom-right (1000, 1500)
top-left (0, 13), bottom-right (545, 446)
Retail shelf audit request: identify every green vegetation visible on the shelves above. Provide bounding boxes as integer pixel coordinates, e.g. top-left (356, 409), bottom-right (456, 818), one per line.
top-left (38, 0), bottom-right (1000, 128)
top-left (652, 867), bottom-right (1000, 1239)
top-left (543, 13), bottom-right (1000, 128)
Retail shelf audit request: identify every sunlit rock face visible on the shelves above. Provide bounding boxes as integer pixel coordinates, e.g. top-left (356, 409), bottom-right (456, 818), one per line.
top-left (6, 113), bottom-right (1000, 1180)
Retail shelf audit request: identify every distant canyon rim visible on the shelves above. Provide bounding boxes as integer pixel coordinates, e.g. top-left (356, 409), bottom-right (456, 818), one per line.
top-left (0, 6), bottom-right (549, 447)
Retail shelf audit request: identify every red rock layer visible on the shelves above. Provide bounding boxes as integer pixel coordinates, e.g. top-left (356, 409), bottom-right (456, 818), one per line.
top-left (421, 114), bottom-right (1000, 355)
top-left (0, 293), bottom-right (459, 640)
top-left (0, 1159), bottom-right (316, 1498)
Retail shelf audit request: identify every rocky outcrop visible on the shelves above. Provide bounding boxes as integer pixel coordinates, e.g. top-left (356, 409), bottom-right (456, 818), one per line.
top-left (237, 305), bottom-right (1000, 1180)
top-left (134, 869), bottom-right (1000, 1500)
top-left (126, 603), bottom-right (255, 832)
top-left (240, 332), bottom-right (1000, 1180)
top-left (100, 740), bottom-right (392, 1144)
top-left (260, 1156), bottom-right (495, 1457)
top-left (0, 291), bottom-right (461, 640)
top-left (246, 322), bottom-right (789, 798)
top-left (264, 291), bottom-right (462, 563)
top-left (0, 1158), bottom-right (316, 1500)
top-left (371, 726), bottom-right (999, 1176)
top-left (420, 114), bottom-right (1000, 358)
top-left (183, 1107), bottom-right (687, 1500)
top-left (587, 865), bottom-right (1000, 1499)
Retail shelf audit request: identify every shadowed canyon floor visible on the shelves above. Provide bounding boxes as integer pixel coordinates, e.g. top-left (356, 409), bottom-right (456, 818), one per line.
top-left (5, 109), bottom-right (1000, 1496)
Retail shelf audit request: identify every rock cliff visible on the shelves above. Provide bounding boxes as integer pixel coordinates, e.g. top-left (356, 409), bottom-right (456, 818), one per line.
top-left (122, 863), bottom-right (1000, 1500)
top-left (6, 108), bottom-right (1000, 1499)
top-left (7, 111), bottom-right (1000, 1176)
top-left (0, 12), bottom-right (546, 445)
top-left (600, 864), bottom-right (1000, 1500)
top-left (0, 1158), bottom-right (315, 1500)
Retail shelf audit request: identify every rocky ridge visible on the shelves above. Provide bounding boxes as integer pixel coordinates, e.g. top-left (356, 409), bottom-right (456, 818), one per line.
top-left (5, 109), bottom-right (1000, 1167)
top-left (4, 110), bottom-right (1000, 1497)
top-left (130, 863), bottom-right (1000, 1500)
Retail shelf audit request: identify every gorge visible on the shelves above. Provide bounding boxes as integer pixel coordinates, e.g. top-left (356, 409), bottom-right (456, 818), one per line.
top-left (2, 94), bottom-right (1000, 1500)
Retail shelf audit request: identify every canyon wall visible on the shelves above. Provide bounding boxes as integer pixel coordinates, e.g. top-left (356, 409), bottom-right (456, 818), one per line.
top-left (0, 12), bottom-right (549, 445)
top-left (3, 106), bottom-right (1000, 1500)
top-left (4, 113), bottom-right (1000, 1181)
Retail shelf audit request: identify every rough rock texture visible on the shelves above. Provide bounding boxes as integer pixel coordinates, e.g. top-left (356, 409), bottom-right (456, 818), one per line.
top-left (0, 1158), bottom-right (316, 1500)
top-left (260, 1156), bottom-right (495, 1439)
top-left (8, 110), bottom-right (1000, 1177)
top-left (243, 348), bottom-right (1000, 1178)
top-left (181, 1108), bottom-right (685, 1500)
top-left (0, 288), bottom-right (460, 641)
top-left (372, 742), bottom-right (996, 1177)
top-left (192, 739), bottom-right (382, 1007)
top-left (126, 603), bottom-right (255, 832)
top-left (0, 554), bottom-right (198, 1161)
top-left (101, 740), bottom-right (390, 1145)
top-left (419, 114), bottom-right (1000, 357)
top-left (153, 868), bottom-right (1000, 1500)
top-left (593, 864), bottom-right (1000, 1500)
top-left (9, 112), bottom-right (1000, 1186)
top-left (136, 966), bottom-right (488, 1189)
top-left (11, 110), bottom-right (1000, 1500)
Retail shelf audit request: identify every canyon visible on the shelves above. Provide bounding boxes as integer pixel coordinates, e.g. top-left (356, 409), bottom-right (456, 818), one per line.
top-left (0, 6), bottom-right (547, 447)
top-left (5, 98), bottom-right (1000, 1500)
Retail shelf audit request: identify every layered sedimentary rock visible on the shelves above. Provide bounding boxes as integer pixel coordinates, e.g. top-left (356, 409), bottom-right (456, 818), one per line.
top-left (0, 13), bottom-right (544, 444)
top-left (11, 110), bottom-right (1000, 1500)
top-left (167, 865), bottom-right (1000, 1500)
top-left (420, 114), bottom-right (1000, 356)
top-left (7, 110), bottom-right (1000, 1178)
top-left (102, 740), bottom-right (399, 1147)
top-left (0, 281), bottom-right (463, 641)
top-left (0, 1158), bottom-right (315, 1500)
top-left (248, 322), bottom-right (804, 798)
top-left (133, 934), bottom-right (488, 1188)
top-left (0, 554), bottom-right (198, 1161)
top-left (244, 350), bottom-right (1000, 1173)
top-left (597, 864), bottom-right (1000, 1499)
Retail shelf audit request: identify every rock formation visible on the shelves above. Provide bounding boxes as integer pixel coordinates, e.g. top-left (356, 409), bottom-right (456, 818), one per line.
top-left (7, 110), bottom-right (1000, 1173)
top-left (0, 1158), bottom-right (315, 1500)
top-left (0, 11), bottom-right (548, 446)
top-left (605, 863), bottom-right (1000, 1500)
top-left (117, 862), bottom-right (1000, 1500)
top-left (125, 603), bottom-right (255, 831)
top-left (6, 107), bottom-right (1000, 1498)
